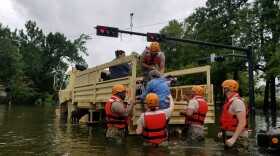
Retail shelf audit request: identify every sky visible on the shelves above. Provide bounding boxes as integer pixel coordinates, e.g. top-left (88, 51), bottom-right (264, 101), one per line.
top-left (0, 0), bottom-right (207, 68)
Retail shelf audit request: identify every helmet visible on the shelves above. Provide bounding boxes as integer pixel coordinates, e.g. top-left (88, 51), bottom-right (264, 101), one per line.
top-left (145, 93), bottom-right (159, 108)
top-left (149, 42), bottom-right (160, 52)
top-left (112, 85), bottom-right (126, 94)
top-left (192, 86), bottom-right (204, 96)
top-left (221, 79), bottom-right (239, 91)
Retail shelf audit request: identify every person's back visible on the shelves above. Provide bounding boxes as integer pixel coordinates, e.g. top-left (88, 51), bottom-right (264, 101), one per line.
top-left (148, 77), bottom-right (170, 109)
top-left (109, 50), bottom-right (130, 79)
top-left (136, 93), bottom-right (175, 146)
top-left (139, 73), bottom-right (170, 109)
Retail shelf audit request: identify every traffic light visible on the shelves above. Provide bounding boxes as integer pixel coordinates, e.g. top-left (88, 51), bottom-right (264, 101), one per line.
top-left (147, 33), bottom-right (166, 42)
top-left (96, 25), bottom-right (119, 38)
top-left (197, 57), bottom-right (208, 64)
top-left (214, 56), bottom-right (226, 62)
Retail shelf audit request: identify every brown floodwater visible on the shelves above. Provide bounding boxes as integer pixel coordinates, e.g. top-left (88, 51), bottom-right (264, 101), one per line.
top-left (0, 104), bottom-right (279, 156)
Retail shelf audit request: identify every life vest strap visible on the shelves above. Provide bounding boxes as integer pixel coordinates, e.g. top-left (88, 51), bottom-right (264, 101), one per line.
top-left (232, 124), bottom-right (249, 128)
top-left (143, 134), bottom-right (166, 140)
top-left (143, 126), bottom-right (166, 132)
top-left (106, 115), bottom-right (126, 120)
top-left (232, 114), bottom-right (249, 118)
top-left (193, 113), bottom-right (206, 117)
top-left (187, 118), bottom-right (204, 124)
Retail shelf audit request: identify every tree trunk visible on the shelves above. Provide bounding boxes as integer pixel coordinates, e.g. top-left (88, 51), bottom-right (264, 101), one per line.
top-left (263, 79), bottom-right (270, 113)
top-left (233, 69), bottom-right (238, 82)
top-left (270, 76), bottom-right (276, 114)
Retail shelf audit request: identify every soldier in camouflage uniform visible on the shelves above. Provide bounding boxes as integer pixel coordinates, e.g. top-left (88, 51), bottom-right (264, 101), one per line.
top-left (218, 79), bottom-right (249, 152)
top-left (180, 86), bottom-right (208, 143)
top-left (105, 85), bottom-right (138, 144)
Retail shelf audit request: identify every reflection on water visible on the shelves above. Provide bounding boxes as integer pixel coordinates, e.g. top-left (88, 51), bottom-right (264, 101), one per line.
top-left (0, 105), bottom-right (280, 156)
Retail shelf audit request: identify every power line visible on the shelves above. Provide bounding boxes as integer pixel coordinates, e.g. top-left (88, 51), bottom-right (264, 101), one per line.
top-left (122, 18), bottom-right (185, 30)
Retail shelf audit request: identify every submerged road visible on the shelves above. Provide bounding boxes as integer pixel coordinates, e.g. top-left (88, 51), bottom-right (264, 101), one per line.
top-left (0, 104), bottom-right (279, 155)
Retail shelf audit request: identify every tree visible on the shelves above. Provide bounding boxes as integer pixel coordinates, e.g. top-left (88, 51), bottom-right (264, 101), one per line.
top-left (0, 24), bottom-right (23, 85)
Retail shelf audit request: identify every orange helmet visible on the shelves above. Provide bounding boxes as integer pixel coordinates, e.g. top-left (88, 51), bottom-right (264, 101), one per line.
top-left (145, 93), bottom-right (159, 108)
top-left (112, 85), bottom-right (126, 95)
top-left (221, 79), bottom-right (239, 92)
top-left (149, 42), bottom-right (160, 52)
top-left (192, 86), bottom-right (204, 96)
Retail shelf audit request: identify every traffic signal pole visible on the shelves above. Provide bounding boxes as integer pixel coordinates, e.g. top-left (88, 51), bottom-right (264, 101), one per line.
top-left (95, 26), bottom-right (255, 116)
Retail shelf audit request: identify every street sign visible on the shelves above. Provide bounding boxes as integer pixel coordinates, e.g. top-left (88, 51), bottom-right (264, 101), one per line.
top-left (210, 53), bottom-right (216, 62)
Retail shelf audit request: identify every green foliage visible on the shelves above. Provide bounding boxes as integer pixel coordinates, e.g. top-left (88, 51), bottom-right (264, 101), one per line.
top-left (0, 24), bottom-right (23, 85)
top-left (11, 76), bottom-right (39, 104)
top-left (0, 21), bottom-right (91, 104)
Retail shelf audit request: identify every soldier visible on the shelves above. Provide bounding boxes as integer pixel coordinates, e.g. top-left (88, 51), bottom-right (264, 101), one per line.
top-left (217, 79), bottom-right (249, 152)
top-left (180, 86), bottom-right (208, 142)
top-left (105, 85), bottom-right (138, 144)
top-left (136, 93), bottom-right (174, 146)
top-left (140, 42), bottom-right (165, 83)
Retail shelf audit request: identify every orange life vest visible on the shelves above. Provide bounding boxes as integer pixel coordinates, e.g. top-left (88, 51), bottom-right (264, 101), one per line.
top-left (142, 108), bottom-right (167, 144)
top-left (105, 96), bottom-right (130, 129)
top-left (185, 95), bottom-right (208, 125)
top-left (145, 51), bottom-right (161, 66)
top-left (220, 93), bottom-right (249, 131)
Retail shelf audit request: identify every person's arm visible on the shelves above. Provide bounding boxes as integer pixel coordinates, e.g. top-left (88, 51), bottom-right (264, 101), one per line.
top-left (159, 60), bottom-right (165, 76)
top-left (168, 94), bottom-right (175, 112)
top-left (116, 100), bottom-right (138, 117)
top-left (136, 113), bottom-right (144, 134)
top-left (159, 53), bottom-right (165, 75)
top-left (180, 99), bottom-right (196, 116)
top-left (225, 111), bottom-right (247, 147)
top-left (139, 82), bottom-right (152, 100)
top-left (136, 124), bottom-right (143, 134)
top-left (180, 108), bottom-right (195, 116)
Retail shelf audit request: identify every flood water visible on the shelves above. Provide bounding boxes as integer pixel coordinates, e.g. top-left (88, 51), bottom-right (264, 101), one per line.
top-left (0, 104), bottom-right (279, 156)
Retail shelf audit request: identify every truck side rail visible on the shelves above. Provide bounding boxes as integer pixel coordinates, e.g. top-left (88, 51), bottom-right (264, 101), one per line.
top-left (72, 55), bottom-right (138, 109)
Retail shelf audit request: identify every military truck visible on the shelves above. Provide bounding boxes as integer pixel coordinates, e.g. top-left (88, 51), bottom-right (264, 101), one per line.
top-left (55, 54), bottom-right (215, 134)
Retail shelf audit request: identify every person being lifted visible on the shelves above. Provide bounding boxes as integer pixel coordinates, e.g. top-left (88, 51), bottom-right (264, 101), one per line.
top-left (105, 85), bottom-right (138, 144)
top-left (136, 93), bottom-right (175, 146)
top-left (136, 70), bottom-right (171, 110)
top-left (217, 79), bottom-right (249, 152)
top-left (180, 86), bottom-right (208, 142)
top-left (140, 42), bottom-right (165, 82)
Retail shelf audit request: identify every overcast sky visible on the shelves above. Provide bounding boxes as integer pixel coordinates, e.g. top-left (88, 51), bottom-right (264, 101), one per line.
top-left (0, 0), bottom-right (207, 67)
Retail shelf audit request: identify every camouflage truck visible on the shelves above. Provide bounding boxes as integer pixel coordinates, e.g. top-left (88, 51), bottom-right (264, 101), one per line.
top-left (55, 54), bottom-right (215, 134)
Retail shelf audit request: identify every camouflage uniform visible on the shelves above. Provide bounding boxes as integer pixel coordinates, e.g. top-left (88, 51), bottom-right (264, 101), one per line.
top-left (183, 125), bottom-right (205, 142)
top-left (143, 140), bottom-right (169, 147)
top-left (224, 136), bottom-right (249, 152)
top-left (106, 126), bottom-right (126, 144)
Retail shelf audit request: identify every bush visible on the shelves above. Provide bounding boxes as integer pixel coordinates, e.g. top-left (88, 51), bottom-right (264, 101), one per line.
top-left (244, 96), bottom-right (280, 109)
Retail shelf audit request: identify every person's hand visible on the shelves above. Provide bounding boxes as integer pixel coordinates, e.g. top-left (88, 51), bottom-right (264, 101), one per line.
top-left (217, 132), bottom-right (223, 138)
top-left (154, 69), bottom-right (161, 77)
top-left (130, 99), bottom-right (139, 105)
top-left (150, 65), bottom-right (156, 70)
top-left (135, 96), bottom-right (141, 100)
top-left (181, 94), bottom-right (189, 102)
top-left (179, 110), bottom-right (185, 115)
top-left (167, 94), bottom-right (173, 100)
top-left (226, 137), bottom-right (236, 147)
